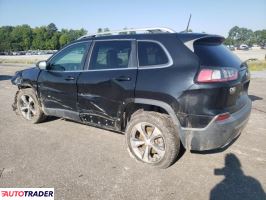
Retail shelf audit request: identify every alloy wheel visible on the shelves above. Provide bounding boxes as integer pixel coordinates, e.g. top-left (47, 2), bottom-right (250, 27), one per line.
top-left (19, 95), bottom-right (37, 120)
top-left (130, 122), bottom-right (166, 163)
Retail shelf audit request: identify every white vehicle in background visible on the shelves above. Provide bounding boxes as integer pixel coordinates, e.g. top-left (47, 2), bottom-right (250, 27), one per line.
top-left (238, 44), bottom-right (249, 50)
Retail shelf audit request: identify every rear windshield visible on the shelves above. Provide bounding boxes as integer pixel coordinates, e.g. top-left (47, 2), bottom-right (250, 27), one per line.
top-left (194, 43), bottom-right (242, 67)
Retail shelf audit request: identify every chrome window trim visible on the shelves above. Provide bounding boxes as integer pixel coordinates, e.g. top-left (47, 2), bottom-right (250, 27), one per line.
top-left (82, 68), bottom-right (136, 72)
top-left (137, 40), bottom-right (174, 70)
top-left (43, 70), bottom-right (86, 73)
top-left (44, 39), bottom-right (174, 72)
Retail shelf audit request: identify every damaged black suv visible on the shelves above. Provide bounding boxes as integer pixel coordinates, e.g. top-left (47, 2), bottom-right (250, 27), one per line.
top-left (11, 28), bottom-right (251, 168)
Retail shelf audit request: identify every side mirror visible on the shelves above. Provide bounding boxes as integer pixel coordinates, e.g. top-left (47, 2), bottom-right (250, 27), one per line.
top-left (37, 60), bottom-right (48, 70)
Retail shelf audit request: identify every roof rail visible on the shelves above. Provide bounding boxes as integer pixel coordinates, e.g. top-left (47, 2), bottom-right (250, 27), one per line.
top-left (78, 27), bottom-right (176, 40)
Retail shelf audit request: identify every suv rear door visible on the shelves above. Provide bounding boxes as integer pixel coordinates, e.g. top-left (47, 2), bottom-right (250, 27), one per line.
top-left (77, 40), bottom-right (137, 129)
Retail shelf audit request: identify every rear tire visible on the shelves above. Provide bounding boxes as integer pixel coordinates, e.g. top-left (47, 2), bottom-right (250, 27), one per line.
top-left (16, 88), bottom-right (46, 124)
top-left (125, 111), bottom-right (180, 168)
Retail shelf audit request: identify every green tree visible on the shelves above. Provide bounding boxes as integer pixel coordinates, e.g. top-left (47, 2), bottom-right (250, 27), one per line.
top-left (45, 33), bottom-right (60, 50)
top-left (254, 30), bottom-right (266, 46)
top-left (45, 23), bottom-right (60, 49)
top-left (58, 28), bottom-right (87, 47)
top-left (10, 25), bottom-right (32, 51)
top-left (46, 23), bottom-right (57, 39)
top-left (31, 26), bottom-right (48, 49)
top-left (227, 26), bottom-right (254, 46)
top-left (59, 33), bottom-right (70, 47)
top-left (0, 24), bottom-right (89, 51)
top-left (0, 26), bottom-right (14, 52)
top-left (224, 38), bottom-right (234, 45)
top-left (47, 23), bottom-right (57, 34)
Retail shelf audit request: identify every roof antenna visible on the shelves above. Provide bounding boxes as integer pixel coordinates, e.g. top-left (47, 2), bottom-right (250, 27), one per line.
top-left (186, 14), bottom-right (192, 32)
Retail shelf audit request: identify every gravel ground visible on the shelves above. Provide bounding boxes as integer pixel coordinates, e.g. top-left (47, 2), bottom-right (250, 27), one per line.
top-left (0, 64), bottom-right (265, 200)
top-left (233, 49), bottom-right (266, 61)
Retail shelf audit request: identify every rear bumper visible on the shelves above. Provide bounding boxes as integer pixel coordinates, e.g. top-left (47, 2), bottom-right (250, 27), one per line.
top-left (180, 98), bottom-right (252, 151)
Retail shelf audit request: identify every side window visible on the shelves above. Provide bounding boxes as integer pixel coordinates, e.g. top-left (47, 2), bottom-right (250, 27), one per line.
top-left (138, 41), bottom-right (169, 67)
top-left (89, 41), bottom-right (131, 70)
top-left (49, 42), bottom-right (88, 71)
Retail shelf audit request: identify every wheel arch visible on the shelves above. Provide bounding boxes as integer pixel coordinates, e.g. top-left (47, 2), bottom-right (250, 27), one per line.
top-left (18, 84), bottom-right (33, 89)
top-left (14, 86), bottom-right (44, 113)
top-left (122, 98), bottom-right (187, 155)
top-left (122, 98), bottom-right (182, 132)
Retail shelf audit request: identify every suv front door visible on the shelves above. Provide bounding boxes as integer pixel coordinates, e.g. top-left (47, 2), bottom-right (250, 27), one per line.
top-left (77, 40), bottom-right (137, 129)
top-left (38, 41), bottom-right (90, 119)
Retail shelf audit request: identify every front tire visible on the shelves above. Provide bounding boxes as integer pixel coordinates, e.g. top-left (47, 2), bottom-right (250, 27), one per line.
top-left (16, 88), bottom-right (46, 124)
top-left (125, 111), bottom-right (180, 168)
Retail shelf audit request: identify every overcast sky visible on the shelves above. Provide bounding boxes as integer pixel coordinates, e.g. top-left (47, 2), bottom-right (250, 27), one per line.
top-left (0, 0), bottom-right (265, 36)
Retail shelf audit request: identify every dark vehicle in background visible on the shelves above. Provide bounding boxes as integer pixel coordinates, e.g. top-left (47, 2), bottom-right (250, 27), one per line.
top-left (11, 27), bottom-right (251, 168)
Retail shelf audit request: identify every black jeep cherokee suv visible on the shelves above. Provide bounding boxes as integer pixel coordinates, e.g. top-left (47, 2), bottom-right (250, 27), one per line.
top-left (11, 28), bottom-right (251, 168)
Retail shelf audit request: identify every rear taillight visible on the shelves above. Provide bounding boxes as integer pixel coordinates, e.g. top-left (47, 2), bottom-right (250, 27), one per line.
top-left (197, 67), bottom-right (238, 83)
top-left (215, 113), bottom-right (230, 121)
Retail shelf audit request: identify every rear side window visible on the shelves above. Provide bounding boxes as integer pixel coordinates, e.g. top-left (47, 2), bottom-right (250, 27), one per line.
top-left (194, 43), bottom-right (242, 67)
top-left (138, 41), bottom-right (169, 67)
top-left (89, 41), bottom-right (131, 70)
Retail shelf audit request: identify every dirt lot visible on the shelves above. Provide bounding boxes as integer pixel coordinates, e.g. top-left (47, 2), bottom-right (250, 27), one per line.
top-left (0, 64), bottom-right (266, 200)
top-left (234, 49), bottom-right (266, 61)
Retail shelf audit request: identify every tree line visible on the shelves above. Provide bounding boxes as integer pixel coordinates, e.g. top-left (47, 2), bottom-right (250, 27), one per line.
top-left (0, 23), bottom-right (265, 52)
top-left (0, 23), bottom-right (87, 52)
top-left (224, 26), bottom-right (266, 46)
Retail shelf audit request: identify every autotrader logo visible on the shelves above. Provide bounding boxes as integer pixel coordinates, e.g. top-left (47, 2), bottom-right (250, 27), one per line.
top-left (0, 188), bottom-right (54, 200)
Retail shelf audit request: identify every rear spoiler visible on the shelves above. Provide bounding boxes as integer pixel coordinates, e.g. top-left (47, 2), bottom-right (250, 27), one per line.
top-left (183, 35), bottom-right (225, 52)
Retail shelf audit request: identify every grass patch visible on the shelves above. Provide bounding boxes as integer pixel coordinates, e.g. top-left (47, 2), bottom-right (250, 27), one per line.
top-left (247, 60), bottom-right (266, 71)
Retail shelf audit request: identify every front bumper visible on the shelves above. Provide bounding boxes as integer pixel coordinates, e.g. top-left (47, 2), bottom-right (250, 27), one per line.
top-left (180, 98), bottom-right (252, 151)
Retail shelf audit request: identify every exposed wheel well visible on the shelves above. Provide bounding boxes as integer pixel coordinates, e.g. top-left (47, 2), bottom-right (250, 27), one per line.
top-left (121, 103), bottom-right (168, 131)
top-left (18, 85), bottom-right (32, 89)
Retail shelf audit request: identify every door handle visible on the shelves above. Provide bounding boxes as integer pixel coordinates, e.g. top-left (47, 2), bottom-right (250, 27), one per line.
top-left (65, 76), bottom-right (75, 81)
top-left (114, 76), bottom-right (131, 81)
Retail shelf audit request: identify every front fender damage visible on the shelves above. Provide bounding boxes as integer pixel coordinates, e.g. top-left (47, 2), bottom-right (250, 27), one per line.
top-left (11, 67), bottom-right (41, 113)
top-left (11, 71), bottom-right (23, 86)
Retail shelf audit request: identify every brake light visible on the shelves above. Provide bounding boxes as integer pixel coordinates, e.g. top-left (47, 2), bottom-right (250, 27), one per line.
top-left (197, 67), bottom-right (238, 83)
top-left (215, 113), bottom-right (230, 121)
